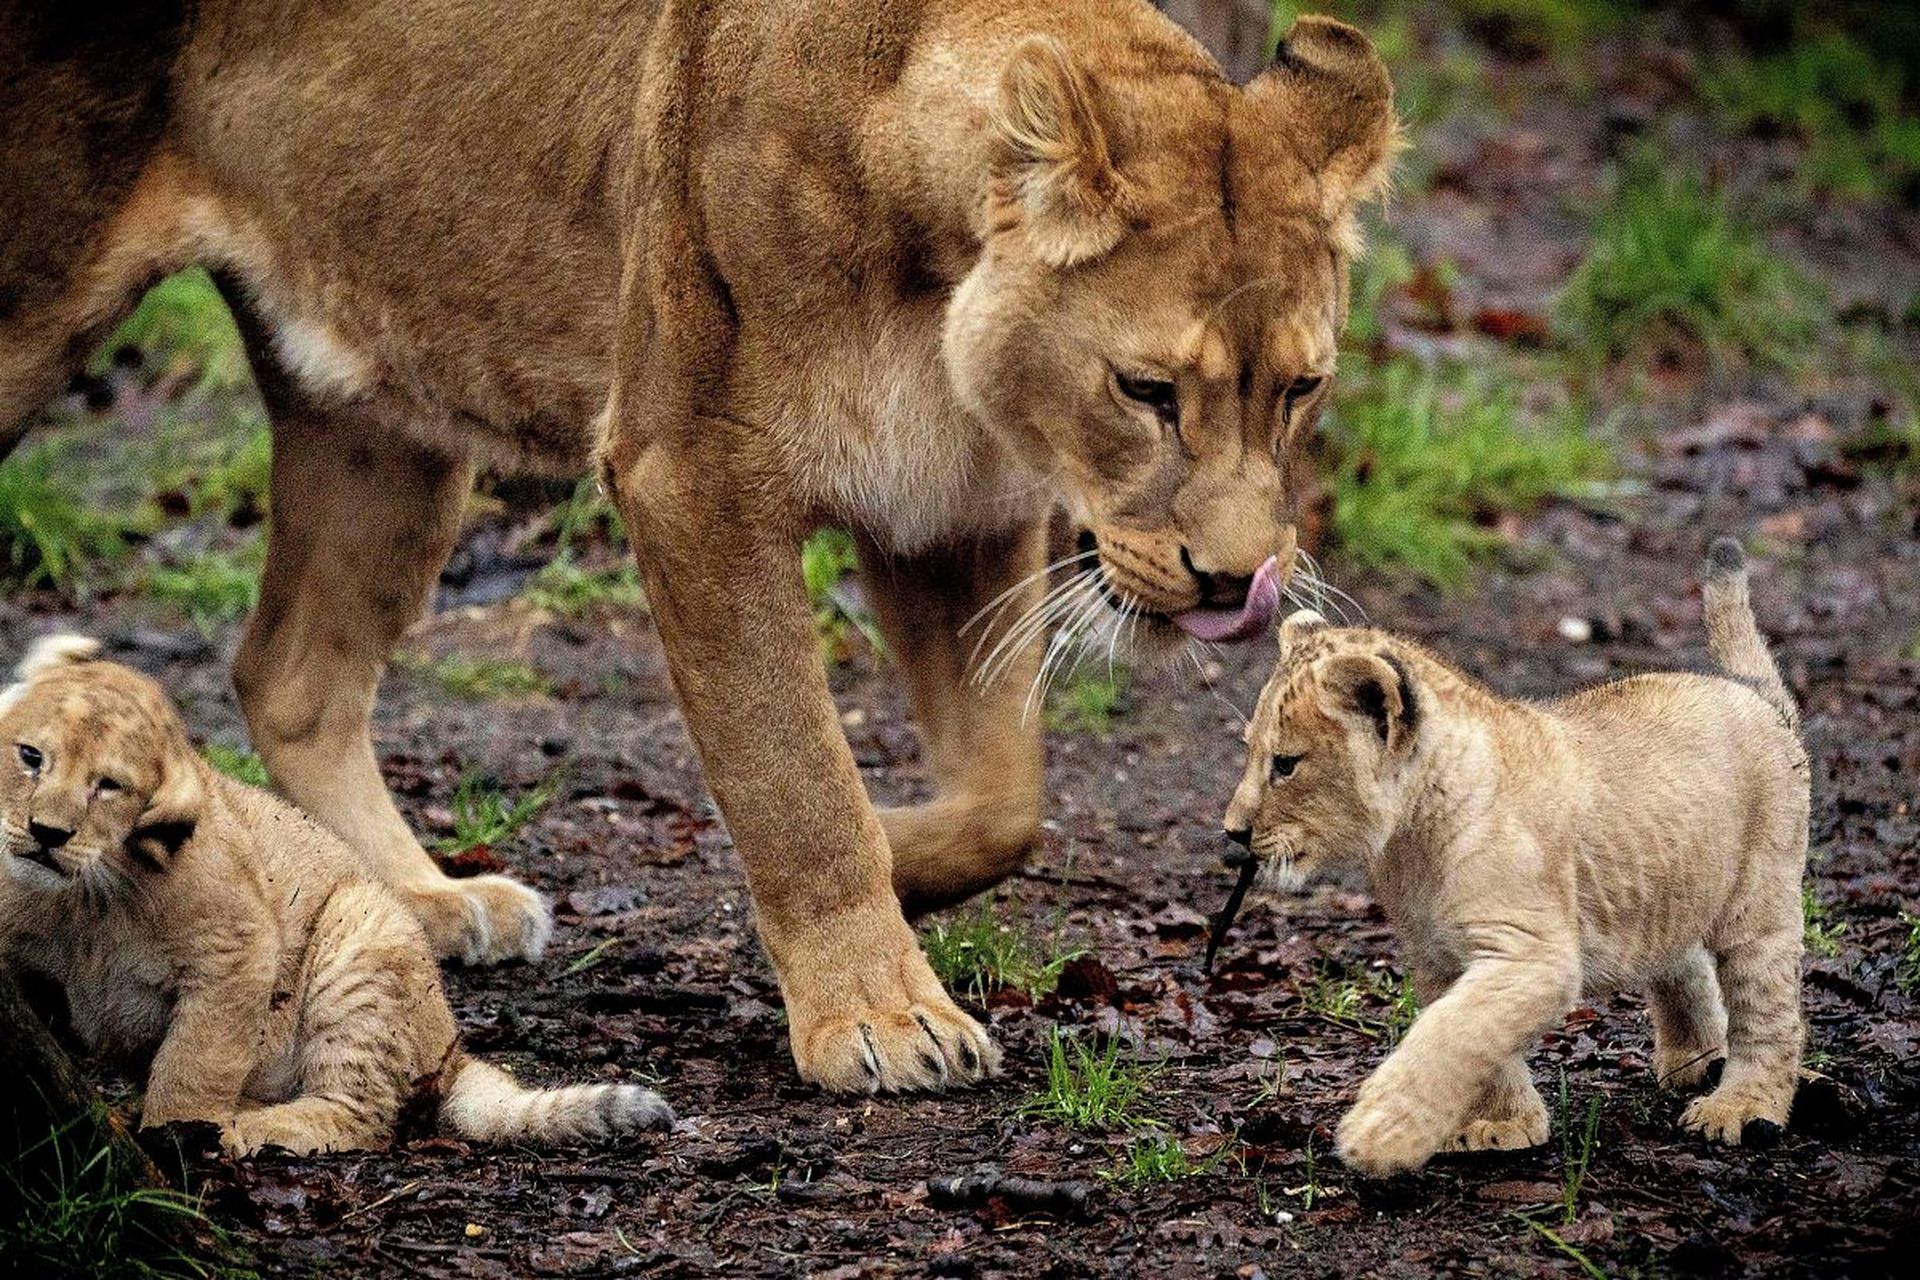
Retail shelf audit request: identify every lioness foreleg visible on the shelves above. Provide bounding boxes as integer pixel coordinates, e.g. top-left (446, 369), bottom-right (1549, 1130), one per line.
top-left (858, 523), bottom-right (1049, 915)
top-left (606, 429), bottom-right (1000, 1094)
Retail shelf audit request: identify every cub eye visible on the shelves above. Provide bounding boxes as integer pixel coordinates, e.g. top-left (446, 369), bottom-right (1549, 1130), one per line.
top-left (96, 776), bottom-right (124, 796)
top-left (1283, 375), bottom-right (1325, 414)
top-left (1115, 371), bottom-right (1179, 424)
top-left (1270, 753), bottom-right (1303, 782)
top-left (16, 744), bottom-right (42, 773)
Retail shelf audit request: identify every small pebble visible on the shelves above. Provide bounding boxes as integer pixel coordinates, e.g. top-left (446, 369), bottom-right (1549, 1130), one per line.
top-left (1558, 616), bottom-right (1594, 644)
top-left (464, 1222), bottom-right (487, 1240)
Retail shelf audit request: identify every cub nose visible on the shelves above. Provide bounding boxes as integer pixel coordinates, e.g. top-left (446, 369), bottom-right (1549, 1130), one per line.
top-left (1180, 548), bottom-right (1253, 608)
top-left (28, 820), bottom-right (73, 850)
top-left (1223, 826), bottom-right (1252, 848)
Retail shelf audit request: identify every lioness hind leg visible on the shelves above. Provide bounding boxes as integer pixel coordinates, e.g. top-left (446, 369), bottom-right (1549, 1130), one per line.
top-left (229, 376), bottom-right (550, 965)
top-left (1452, 1057), bottom-right (1549, 1153)
top-left (857, 523), bottom-right (1049, 916)
top-left (1649, 945), bottom-right (1728, 1090)
top-left (1681, 905), bottom-right (1803, 1145)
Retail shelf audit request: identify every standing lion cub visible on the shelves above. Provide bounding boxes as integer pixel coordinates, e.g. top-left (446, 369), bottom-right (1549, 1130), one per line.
top-left (1223, 540), bottom-right (1809, 1176)
top-left (0, 636), bottom-right (670, 1154)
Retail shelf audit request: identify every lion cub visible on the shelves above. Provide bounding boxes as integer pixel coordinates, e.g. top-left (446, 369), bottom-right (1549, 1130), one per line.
top-left (1223, 540), bottom-right (1808, 1176)
top-left (0, 636), bottom-right (670, 1155)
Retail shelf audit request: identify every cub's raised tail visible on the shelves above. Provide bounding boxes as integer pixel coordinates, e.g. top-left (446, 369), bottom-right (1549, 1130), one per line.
top-left (1701, 537), bottom-right (1799, 735)
top-left (439, 1056), bottom-right (673, 1144)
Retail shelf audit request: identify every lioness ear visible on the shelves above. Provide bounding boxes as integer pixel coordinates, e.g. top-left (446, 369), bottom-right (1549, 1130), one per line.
top-left (1249, 17), bottom-right (1400, 221)
top-left (987, 37), bottom-right (1131, 267)
top-left (1278, 608), bottom-right (1327, 652)
top-left (129, 745), bottom-right (206, 869)
top-left (1317, 651), bottom-right (1417, 752)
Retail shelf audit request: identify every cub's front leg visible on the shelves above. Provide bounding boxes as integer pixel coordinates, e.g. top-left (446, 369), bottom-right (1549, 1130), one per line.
top-left (606, 425), bottom-right (999, 1094)
top-left (139, 919), bottom-right (276, 1136)
top-left (1337, 929), bottom-right (1577, 1176)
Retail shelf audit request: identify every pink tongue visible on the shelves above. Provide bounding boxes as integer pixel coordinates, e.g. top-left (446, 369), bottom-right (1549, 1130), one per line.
top-left (1173, 555), bottom-right (1283, 643)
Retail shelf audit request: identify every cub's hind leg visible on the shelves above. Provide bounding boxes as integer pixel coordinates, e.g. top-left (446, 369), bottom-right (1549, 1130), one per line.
top-left (227, 885), bottom-right (458, 1156)
top-left (1681, 891), bottom-right (1803, 1145)
top-left (1649, 945), bottom-right (1728, 1090)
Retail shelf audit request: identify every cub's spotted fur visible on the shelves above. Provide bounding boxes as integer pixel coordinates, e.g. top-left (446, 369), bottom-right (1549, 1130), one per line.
top-left (0, 637), bottom-right (670, 1154)
top-left (1224, 540), bottom-right (1808, 1176)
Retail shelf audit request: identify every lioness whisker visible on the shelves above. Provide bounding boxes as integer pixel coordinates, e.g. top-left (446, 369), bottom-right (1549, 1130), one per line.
top-left (975, 568), bottom-right (1098, 690)
top-left (961, 547), bottom-right (1099, 639)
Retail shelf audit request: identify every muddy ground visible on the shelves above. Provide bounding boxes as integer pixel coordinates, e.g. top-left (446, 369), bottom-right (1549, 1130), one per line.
top-left (5, 9), bottom-right (1920, 1280)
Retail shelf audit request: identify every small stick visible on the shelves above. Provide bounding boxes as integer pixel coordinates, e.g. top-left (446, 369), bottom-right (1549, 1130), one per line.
top-left (1202, 851), bottom-right (1258, 976)
top-left (926, 1171), bottom-right (1092, 1218)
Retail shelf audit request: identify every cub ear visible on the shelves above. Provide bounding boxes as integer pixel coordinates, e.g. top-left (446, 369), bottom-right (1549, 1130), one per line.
top-left (129, 744), bottom-right (206, 869)
top-left (986, 37), bottom-right (1131, 267)
top-left (1317, 650), bottom-right (1418, 752)
top-left (1277, 608), bottom-right (1327, 652)
top-left (16, 633), bottom-right (103, 681)
top-left (1248, 16), bottom-right (1400, 221)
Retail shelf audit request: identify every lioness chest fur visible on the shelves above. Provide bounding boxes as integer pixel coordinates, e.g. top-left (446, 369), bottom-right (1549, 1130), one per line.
top-left (1224, 540), bottom-right (1809, 1176)
top-left (0, 637), bottom-right (670, 1155)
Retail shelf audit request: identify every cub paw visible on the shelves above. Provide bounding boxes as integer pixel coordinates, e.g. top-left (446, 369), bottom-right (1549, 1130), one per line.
top-left (402, 874), bottom-right (553, 965)
top-left (1680, 1086), bottom-right (1789, 1146)
top-left (1336, 1092), bottom-right (1445, 1177)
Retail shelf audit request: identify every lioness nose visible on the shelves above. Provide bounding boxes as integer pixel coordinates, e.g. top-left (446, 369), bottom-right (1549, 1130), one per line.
top-left (1181, 548), bottom-right (1254, 607)
top-left (28, 821), bottom-right (73, 850)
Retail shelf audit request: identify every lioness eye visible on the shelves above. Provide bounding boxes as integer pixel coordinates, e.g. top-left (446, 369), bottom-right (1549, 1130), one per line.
top-left (1270, 753), bottom-right (1302, 782)
top-left (1115, 372), bottom-right (1179, 425)
top-left (16, 744), bottom-right (41, 773)
top-left (1283, 375), bottom-right (1325, 415)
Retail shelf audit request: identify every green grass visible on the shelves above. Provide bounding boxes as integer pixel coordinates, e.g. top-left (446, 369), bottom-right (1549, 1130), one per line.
top-left (549, 475), bottom-right (628, 550)
top-left (922, 900), bottom-right (1086, 1002)
top-left (434, 774), bottom-right (555, 853)
top-left (1295, 964), bottom-right (1420, 1040)
top-left (93, 268), bottom-right (251, 396)
top-left (1020, 1028), bottom-right (1161, 1132)
top-left (1557, 1074), bottom-right (1603, 1224)
top-left (396, 652), bottom-right (552, 700)
top-left (1898, 911), bottom-right (1920, 997)
top-left (200, 742), bottom-right (269, 789)
top-left (0, 441), bottom-right (131, 591)
top-left (521, 554), bottom-right (645, 619)
top-left (1803, 883), bottom-right (1847, 959)
top-left (1702, 34), bottom-right (1919, 204)
top-left (0, 1110), bottom-right (254, 1280)
top-left (143, 538), bottom-right (264, 634)
top-left (1105, 1132), bottom-right (1232, 1188)
top-left (1556, 158), bottom-right (1822, 368)
top-left (802, 528), bottom-right (883, 663)
top-left (1325, 357), bottom-right (1611, 590)
top-left (1044, 668), bottom-right (1128, 734)
top-left (148, 417), bottom-right (272, 524)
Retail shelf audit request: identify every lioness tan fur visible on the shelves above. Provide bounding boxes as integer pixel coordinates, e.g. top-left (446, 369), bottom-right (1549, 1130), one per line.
top-left (2, 1), bottom-right (1396, 1093)
top-left (1223, 540), bottom-right (1809, 1176)
top-left (0, 636), bottom-right (671, 1154)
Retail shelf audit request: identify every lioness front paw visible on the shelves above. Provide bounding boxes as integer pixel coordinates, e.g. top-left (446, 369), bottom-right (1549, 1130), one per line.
top-left (401, 874), bottom-right (553, 965)
top-left (1680, 1084), bottom-right (1790, 1146)
top-left (1337, 1091), bottom-right (1446, 1177)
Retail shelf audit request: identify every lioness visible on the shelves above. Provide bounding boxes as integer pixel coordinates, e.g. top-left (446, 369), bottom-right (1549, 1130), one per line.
top-left (1, 1), bottom-right (1396, 1092)
top-left (1224, 540), bottom-right (1809, 1175)
top-left (0, 635), bottom-right (672, 1154)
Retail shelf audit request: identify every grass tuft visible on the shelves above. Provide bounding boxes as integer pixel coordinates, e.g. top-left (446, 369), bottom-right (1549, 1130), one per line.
top-left (522, 555), bottom-right (645, 619)
top-left (1020, 1028), bottom-right (1160, 1132)
top-left (1896, 911), bottom-right (1920, 997)
top-left (1105, 1132), bottom-right (1232, 1188)
top-left (93, 268), bottom-right (251, 396)
top-left (1802, 883), bottom-right (1847, 959)
top-left (397, 652), bottom-right (552, 700)
top-left (1325, 358), bottom-right (1611, 589)
top-left (1044, 668), bottom-right (1128, 734)
top-left (435, 774), bottom-right (555, 853)
top-left (0, 442), bottom-right (130, 591)
top-left (1556, 159), bottom-right (1821, 368)
top-left (200, 742), bottom-right (269, 789)
top-left (143, 538), bottom-right (264, 634)
top-left (922, 901), bottom-right (1085, 1002)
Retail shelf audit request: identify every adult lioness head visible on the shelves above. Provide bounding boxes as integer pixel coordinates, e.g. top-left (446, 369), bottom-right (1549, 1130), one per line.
top-left (944, 16), bottom-right (1397, 646)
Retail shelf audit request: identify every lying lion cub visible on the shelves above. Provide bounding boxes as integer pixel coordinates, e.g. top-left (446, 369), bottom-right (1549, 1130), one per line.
top-left (1223, 540), bottom-right (1808, 1176)
top-left (0, 636), bottom-right (670, 1154)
